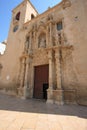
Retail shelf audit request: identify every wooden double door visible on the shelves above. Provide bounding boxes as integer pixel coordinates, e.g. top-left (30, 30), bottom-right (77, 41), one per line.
top-left (33, 64), bottom-right (49, 100)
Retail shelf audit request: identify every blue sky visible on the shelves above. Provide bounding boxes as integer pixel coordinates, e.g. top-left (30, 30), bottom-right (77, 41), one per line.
top-left (0, 0), bottom-right (61, 43)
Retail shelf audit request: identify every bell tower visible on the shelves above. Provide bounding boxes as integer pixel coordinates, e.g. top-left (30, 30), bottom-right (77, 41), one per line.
top-left (0, 0), bottom-right (38, 88)
top-left (8, 0), bottom-right (38, 40)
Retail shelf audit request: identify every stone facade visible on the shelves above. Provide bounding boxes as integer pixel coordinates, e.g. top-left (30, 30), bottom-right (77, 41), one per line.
top-left (0, 0), bottom-right (87, 105)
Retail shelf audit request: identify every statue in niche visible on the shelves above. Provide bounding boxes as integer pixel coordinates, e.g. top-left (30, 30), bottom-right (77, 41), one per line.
top-left (39, 35), bottom-right (46, 48)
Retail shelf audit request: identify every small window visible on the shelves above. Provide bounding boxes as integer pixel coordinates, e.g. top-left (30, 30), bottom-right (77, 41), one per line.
top-left (57, 21), bottom-right (63, 31)
top-left (15, 12), bottom-right (20, 21)
top-left (31, 14), bottom-right (35, 19)
top-left (13, 25), bottom-right (19, 32)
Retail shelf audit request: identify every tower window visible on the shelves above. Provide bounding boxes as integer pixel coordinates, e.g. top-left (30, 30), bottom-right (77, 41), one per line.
top-left (15, 12), bottom-right (20, 21)
top-left (57, 21), bottom-right (63, 31)
top-left (13, 25), bottom-right (19, 32)
top-left (31, 14), bottom-right (35, 19)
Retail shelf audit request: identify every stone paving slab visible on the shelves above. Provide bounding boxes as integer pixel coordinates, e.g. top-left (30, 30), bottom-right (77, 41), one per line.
top-left (0, 93), bottom-right (87, 130)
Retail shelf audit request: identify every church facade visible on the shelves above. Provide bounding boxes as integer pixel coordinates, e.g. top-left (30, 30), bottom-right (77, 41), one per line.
top-left (0, 0), bottom-right (87, 105)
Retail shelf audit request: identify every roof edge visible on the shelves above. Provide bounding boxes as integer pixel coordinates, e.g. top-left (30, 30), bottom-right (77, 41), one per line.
top-left (24, 1), bottom-right (63, 25)
top-left (12, 0), bottom-right (38, 14)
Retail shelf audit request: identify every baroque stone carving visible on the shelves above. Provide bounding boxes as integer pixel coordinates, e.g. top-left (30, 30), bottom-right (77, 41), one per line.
top-left (62, 0), bottom-right (71, 9)
top-left (46, 14), bottom-right (53, 21)
top-left (56, 31), bottom-right (67, 45)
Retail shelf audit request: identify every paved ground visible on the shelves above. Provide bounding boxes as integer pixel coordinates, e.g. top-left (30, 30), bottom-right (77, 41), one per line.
top-left (0, 93), bottom-right (87, 130)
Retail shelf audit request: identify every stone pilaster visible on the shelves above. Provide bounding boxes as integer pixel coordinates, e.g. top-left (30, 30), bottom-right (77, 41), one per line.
top-left (55, 48), bottom-right (62, 89)
top-left (49, 22), bottom-right (52, 46)
top-left (28, 32), bottom-right (32, 54)
top-left (23, 58), bottom-right (29, 99)
top-left (46, 26), bottom-right (49, 47)
top-left (54, 47), bottom-right (64, 105)
top-left (55, 24), bottom-right (59, 46)
top-left (30, 32), bottom-right (32, 50)
top-left (47, 49), bottom-right (54, 104)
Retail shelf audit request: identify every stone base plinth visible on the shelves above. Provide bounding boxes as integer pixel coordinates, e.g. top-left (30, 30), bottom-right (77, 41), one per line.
top-left (47, 89), bottom-right (77, 105)
top-left (18, 87), bottom-right (30, 99)
top-left (46, 89), bottom-right (54, 104)
top-left (46, 89), bottom-right (64, 105)
top-left (17, 87), bottom-right (24, 97)
top-left (53, 89), bottom-right (64, 105)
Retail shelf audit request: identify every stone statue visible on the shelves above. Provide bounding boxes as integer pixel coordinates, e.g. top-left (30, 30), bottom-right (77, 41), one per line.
top-left (39, 37), bottom-right (46, 48)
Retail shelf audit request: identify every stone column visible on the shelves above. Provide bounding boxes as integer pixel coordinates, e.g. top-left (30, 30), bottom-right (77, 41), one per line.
top-left (55, 48), bottom-right (62, 89)
top-left (49, 22), bottom-right (52, 46)
top-left (23, 58), bottom-right (29, 99)
top-left (46, 25), bottom-right (49, 47)
top-left (47, 49), bottom-right (54, 104)
top-left (55, 24), bottom-right (58, 46)
top-left (19, 58), bottom-right (26, 96)
top-left (54, 48), bottom-right (64, 105)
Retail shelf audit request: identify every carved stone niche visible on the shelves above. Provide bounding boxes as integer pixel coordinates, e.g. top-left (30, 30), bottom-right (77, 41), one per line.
top-left (62, 0), bottom-right (71, 9)
top-left (38, 33), bottom-right (46, 48)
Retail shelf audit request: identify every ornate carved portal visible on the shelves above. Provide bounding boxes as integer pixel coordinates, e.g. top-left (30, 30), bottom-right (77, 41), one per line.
top-left (17, 16), bottom-right (77, 104)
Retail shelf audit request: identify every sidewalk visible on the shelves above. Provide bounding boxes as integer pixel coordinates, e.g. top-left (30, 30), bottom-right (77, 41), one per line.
top-left (0, 93), bottom-right (87, 130)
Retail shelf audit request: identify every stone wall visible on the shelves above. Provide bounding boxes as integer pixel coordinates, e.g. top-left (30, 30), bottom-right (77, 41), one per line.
top-left (0, 0), bottom-right (87, 105)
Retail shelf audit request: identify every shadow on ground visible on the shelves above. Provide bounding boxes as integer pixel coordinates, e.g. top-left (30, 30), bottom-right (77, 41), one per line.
top-left (0, 93), bottom-right (87, 119)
